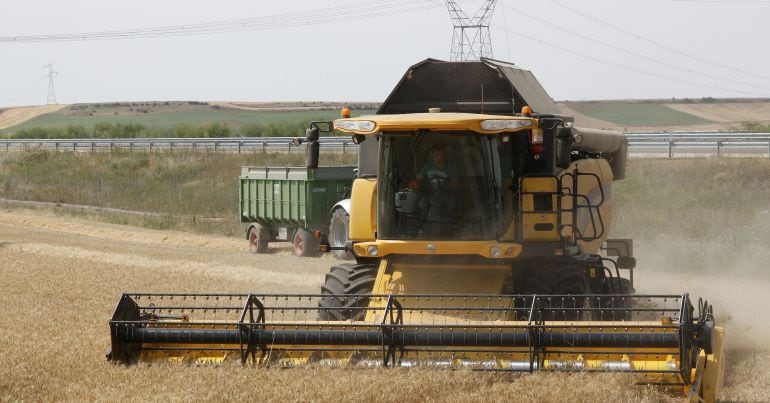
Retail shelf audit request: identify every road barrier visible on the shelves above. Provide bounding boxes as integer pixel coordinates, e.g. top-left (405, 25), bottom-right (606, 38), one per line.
top-left (1, 132), bottom-right (769, 157)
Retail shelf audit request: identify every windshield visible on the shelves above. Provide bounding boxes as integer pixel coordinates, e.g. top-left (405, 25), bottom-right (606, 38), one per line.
top-left (378, 132), bottom-right (499, 241)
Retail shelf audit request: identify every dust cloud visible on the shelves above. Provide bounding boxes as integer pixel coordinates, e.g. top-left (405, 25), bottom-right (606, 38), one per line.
top-left (632, 231), bottom-right (770, 401)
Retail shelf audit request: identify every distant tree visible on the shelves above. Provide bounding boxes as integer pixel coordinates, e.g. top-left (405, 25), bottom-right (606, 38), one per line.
top-left (65, 125), bottom-right (88, 139)
top-left (94, 122), bottom-right (114, 138)
top-left (204, 122), bottom-right (232, 138)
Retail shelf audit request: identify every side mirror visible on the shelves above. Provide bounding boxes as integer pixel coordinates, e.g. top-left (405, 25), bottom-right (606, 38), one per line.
top-left (306, 126), bottom-right (320, 142)
top-left (603, 239), bottom-right (634, 257)
top-left (555, 139), bottom-right (571, 169)
top-left (616, 256), bottom-right (636, 270)
top-left (555, 127), bottom-right (572, 169)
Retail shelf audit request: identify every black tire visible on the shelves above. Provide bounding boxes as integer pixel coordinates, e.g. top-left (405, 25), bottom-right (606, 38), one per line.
top-left (318, 263), bottom-right (378, 320)
top-left (598, 277), bottom-right (635, 321)
top-left (247, 225), bottom-right (270, 254)
top-left (292, 228), bottom-right (319, 257)
top-left (329, 208), bottom-right (353, 260)
top-left (617, 277), bottom-right (634, 295)
top-left (523, 265), bottom-right (593, 321)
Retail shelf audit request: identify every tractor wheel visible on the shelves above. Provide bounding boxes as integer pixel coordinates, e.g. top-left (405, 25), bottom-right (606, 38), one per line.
top-left (329, 208), bottom-right (353, 260)
top-left (248, 225), bottom-right (270, 254)
top-left (292, 228), bottom-right (319, 257)
top-left (318, 263), bottom-right (378, 320)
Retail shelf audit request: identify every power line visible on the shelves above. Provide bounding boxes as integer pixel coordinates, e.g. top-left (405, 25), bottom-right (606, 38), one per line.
top-left (500, 3), bottom-right (770, 93)
top-left (492, 23), bottom-right (768, 97)
top-left (547, 0), bottom-right (770, 83)
top-left (0, 0), bottom-right (444, 44)
top-left (672, 0), bottom-right (770, 3)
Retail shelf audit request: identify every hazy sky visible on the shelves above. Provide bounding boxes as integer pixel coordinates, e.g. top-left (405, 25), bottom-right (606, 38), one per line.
top-left (2, 0), bottom-right (769, 107)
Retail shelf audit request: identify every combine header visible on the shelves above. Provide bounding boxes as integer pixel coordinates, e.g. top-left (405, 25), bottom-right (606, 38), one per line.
top-left (109, 292), bottom-right (722, 398)
top-left (107, 58), bottom-right (725, 401)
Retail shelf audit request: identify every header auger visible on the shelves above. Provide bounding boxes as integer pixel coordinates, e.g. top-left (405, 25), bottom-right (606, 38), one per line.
top-left (107, 58), bottom-right (725, 401)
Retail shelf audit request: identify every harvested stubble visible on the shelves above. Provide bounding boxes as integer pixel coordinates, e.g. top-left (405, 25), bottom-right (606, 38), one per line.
top-left (0, 210), bottom-right (666, 402)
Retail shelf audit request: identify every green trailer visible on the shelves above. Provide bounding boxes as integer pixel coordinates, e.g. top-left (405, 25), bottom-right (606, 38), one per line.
top-left (239, 165), bottom-right (354, 257)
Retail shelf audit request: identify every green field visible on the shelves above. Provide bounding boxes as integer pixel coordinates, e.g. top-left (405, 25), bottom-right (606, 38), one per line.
top-left (566, 101), bottom-right (712, 126)
top-left (0, 100), bottom-right (728, 137)
top-left (0, 150), bottom-right (356, 235)
top-left (5, 109), bottom-right (358, 132)
top-left (1, 104), bottom-right (377, 138)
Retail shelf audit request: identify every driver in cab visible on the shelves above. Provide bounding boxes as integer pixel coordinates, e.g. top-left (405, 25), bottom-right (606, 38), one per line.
top-left (410, 143), bottom-right (460, 223)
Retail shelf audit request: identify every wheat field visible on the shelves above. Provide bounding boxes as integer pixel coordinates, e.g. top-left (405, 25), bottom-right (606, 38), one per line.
top-left (1, 207), bottom-right (768, 402)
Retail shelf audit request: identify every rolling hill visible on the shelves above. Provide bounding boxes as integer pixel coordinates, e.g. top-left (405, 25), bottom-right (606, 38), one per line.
top-left (2, 98), bottom-right (770, 135)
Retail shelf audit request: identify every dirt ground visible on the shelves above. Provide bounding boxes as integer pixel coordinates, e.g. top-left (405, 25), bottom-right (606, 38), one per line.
top-left (559, 101), bottom-right (770, 132)
top-left (665, 102), bottom-right (770, 125)
top-left (0, 104), bottom-right (69, 130)
top-left (0, 208), bottom-right (768, 401)
top-left (209, 101), bottom-right (379, 112)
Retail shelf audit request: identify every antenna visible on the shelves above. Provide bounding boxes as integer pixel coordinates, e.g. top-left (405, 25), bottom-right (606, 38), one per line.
top-left (42, 62), bottom-right (58, 104)
top-left (446, 0), bottom-right (497, 61)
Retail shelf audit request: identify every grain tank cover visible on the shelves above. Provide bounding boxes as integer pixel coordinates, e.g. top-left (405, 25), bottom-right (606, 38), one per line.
top-left (378, 57), bottom-right (562, 116)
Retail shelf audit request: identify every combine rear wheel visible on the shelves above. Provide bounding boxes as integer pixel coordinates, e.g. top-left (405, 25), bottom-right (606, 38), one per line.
top-left (248, 225), bottom-right (271, 254)
top-left (293, 228), bottom-right (319, 257)
top-left (318, 263), bottom-right (378, 320)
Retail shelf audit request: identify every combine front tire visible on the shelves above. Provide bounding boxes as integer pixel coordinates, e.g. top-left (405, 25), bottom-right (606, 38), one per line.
top-left (318, 263), bottom-right (377, 320)
top-left (524, 265), bottom-right (593, 321)
top-left (248, 225), bottom-right (271, 254)
top-left (600, 277), bottom-right (635, 321)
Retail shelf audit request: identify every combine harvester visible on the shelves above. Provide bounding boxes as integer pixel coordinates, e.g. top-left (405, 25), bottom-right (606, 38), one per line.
top-left (107, 59), bottom-right (725, 401)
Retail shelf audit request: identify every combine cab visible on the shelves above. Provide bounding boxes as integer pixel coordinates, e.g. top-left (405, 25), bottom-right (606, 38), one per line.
top-left (107, 58), bottom-right (725, 401)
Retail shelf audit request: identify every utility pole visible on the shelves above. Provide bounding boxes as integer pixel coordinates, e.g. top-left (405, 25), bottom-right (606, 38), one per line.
top-left (446, 0), bottom-right (497, 61)
top-left (42, 62), bottom-right (58, 104)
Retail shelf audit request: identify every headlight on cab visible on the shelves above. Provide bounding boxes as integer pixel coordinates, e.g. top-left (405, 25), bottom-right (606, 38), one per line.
top-left (480, 119), bottom-right (531, 131)
top-left (367, 245), bottom-right (379, 257)
top-left (335, 120), bottom-right (376, 132)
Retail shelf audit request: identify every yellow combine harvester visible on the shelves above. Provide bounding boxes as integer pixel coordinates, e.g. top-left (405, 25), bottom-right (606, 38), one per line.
top-left (107, 58), bottom-right (724, 401)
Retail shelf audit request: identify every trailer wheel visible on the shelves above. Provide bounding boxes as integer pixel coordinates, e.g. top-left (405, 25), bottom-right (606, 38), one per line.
top-left (318, 263), bottom-right (377, 320)
top-left (329, 208), bottom-right (353, 260)
top-left (248, 225), bottom-right (270, 254)
top-left (293, 228), bottom-right (319, 257)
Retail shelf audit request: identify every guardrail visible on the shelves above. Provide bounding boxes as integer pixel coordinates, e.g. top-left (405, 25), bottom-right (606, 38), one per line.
top-left (625, 132), bottom-right (770, 157)
top-left (1, 133), bottom-right (769, 157)
top-left (0, 137), bottom-right (358, 154)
